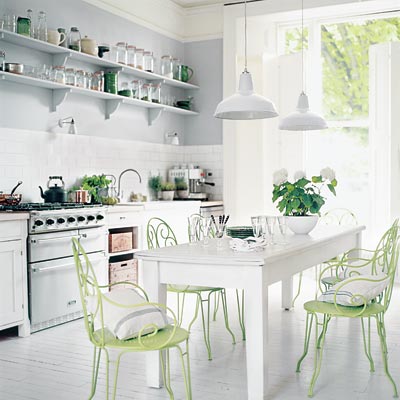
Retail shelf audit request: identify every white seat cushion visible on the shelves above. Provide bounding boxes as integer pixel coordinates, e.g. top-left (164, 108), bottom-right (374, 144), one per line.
top-left (86, 288), bottom-right (169, 340)
top-left (318, 274), bottom-right (390, 307)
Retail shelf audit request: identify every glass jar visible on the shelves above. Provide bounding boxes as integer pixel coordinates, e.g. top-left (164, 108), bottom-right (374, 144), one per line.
top-left (135, 48), bottom-right (144, 70)
top-left (143, 51), bottom-right (154, 73)
top-left (3, 14), bottom-right (16, 33)
top-left (131, 80), bottom-right (142, 99)
top-left (118, 82), bottom-right (132, 97)
top-left (68, 27), bottom-right (81, 52)
top-left (76, 69), bottom-right (86, 88)
top-left (104, 71), bottom-right (118, 94)
top-left (65, 68), bottom-right (76, 86)
top-left (116, 42), bottom-right (127, 64)
top-left (141, 83), bottom-right (151, 101)
top-left (27, 9), bottom-right (35, 38)
top-left (52, 66), bottom-right (65, 84)
top-left (36, 11), bottom-right (47, 41)
top-left (85, 72), bottom-right (92, 90)
top-left (151, 83), bottom-right (161, 103)
top-left (161, 55), bottom-right (173, 79)
top-left (172, 58), bottom-right (180, 80)
top-left (127, 45), bottom-right (136, 67)
top-left (17, 16), bottom-right (31, 37)
top-left (91, 71), bottom-right (104, 91)
top-left (0, 51), bottom-right (5, 72)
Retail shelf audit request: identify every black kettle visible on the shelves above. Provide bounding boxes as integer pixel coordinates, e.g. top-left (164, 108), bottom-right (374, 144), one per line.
top-left (39, 176), bottom-right (68, 203)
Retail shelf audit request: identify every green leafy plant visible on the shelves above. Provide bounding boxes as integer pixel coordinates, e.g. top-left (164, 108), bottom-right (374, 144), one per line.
top-left (148, 175), bottom-right (162, 192)
top-left (160, 182), bottom-right (175, 192)
top-left (174, 177), bottom-right (188, 191)
top-left (272, 167), bottom-right (337, 216)
top-left (75, 175), bottom-right (111, 203)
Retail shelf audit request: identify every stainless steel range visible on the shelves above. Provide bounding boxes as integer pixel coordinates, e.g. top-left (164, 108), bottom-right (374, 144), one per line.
top-left (1, 203), bottom-right (108, 332)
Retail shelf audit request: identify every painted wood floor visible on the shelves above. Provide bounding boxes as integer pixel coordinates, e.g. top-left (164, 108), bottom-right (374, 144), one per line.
top-left (1, 272), bottom-right (400, 400)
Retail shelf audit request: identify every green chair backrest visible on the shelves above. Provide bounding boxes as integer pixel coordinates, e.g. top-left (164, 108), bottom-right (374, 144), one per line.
top-left (147, 217), bottom-right (178, 249)
top-left (321, 208), bottom-right (358, 226)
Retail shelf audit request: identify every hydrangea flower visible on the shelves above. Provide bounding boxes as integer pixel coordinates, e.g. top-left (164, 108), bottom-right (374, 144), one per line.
top-left (294, 170), bottom-right (306, 181)
top-left (320, 167), bottom-right (335, 181)
top-left (273, 168), bottom-right (288, 186)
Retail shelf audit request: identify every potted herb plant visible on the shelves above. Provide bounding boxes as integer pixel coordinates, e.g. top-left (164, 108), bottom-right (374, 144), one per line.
top-left (148, 175), bottom-right (162, 201)
top-left (272, 167), bottom-right (337, 234)
top-left (160, 182), bottom-right (176, 201)
top-left (175, 177), bottom-right (189, 199)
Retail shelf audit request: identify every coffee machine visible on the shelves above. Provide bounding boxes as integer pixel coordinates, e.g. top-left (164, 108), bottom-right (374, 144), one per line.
top-left (168, 167), bottom-right (215, 200)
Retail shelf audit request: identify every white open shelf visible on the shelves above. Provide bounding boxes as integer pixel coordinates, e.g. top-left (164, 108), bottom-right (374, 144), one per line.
top-left (0, 29), bottom-right (200, 90)
top-left (0, 71), bottom-right (199, 124)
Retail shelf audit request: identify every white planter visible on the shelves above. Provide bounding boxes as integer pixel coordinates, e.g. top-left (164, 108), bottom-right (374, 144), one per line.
top-left (177, 189), bottom-right (189, 199)
top-left (287, 215), bottom-right (318, 235)
top-left (161, 191), bottom-right (175, 201)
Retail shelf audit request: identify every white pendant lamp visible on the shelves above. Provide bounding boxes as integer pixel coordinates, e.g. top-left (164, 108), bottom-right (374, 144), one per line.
top-left (214, 0), bottom-right (278, 120)
top-left (279, 0), bottom-right (327, 131)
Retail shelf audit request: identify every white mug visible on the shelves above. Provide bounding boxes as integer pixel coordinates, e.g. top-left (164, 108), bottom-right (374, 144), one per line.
top-left (47, 30), bottom-right (66, 46)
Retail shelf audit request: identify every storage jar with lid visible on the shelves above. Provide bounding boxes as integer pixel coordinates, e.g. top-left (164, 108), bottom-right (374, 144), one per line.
top-left (151, 83), bottom-right (161, 103)
top-left (143, 51), bottom-right (154, 73)
top-left (80, 36), bottom-right (98, 56)
top-left (141, 83), bottom-right (151, 101)
top-left (172, 58), bottom-right (180, 80)
top-left (65, 68), bottom-right (76, 86)
top-left (52, 66), bottom-right (65, 84)
top-left (37, 11), bottom-right (47, 41)
top-left (17, 16), bottom-right (31, 37)
top-left (104, 71), bottom-right (118, 94)
top-left (76, 69), bottom-right (86, 88)
top-left (116, 42), bottom-right (127, 64)
top-left (68, 27), bottom-right (81, 51)
top-left (118, 82), bottom-right (132, 97)
top-left (161, 55), bottom-right (173, 79)
top-left (135, 48), bottom-right (144, 70)
top-left (131, 80), bottom-right (142, 99)
top-left (85, 72), bottom-right (92, 89)
top-left (91, 71), bottom-right (104, 91)
top-left (127, 45), bottom-right (136, 67)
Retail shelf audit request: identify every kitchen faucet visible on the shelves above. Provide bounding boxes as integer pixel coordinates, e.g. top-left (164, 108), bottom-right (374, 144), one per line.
top-left (117, 169), bottom-right (142, 201)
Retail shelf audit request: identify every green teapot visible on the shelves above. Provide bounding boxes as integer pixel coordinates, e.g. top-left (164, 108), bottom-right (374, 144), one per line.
top-left (178, 65), bottom-right (194, 83)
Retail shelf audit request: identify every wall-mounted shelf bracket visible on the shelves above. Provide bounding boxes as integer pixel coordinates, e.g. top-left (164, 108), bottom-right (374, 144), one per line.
top-left (105, 99), bottom-right (122, 120)
top-left (148, 108), bottom-right (164, 126)
top-left (51, 88), bottom-right (71, 112)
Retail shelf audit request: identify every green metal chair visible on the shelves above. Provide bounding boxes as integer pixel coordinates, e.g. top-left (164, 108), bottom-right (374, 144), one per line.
top-left (146, 217), bottom-right (236, 360)
top-left (296, 220), bottom-right (399, 398)
top-left (72, 237), bottom-right (192, 400)
top-left (188, 213), bottom-right (246, 341)
top-left (292, 208), bottom-right (358, 307)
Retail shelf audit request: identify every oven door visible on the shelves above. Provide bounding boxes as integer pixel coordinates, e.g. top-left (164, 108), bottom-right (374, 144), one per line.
top-left (78, 227), bottom-right (108, 254)
top-left (29, 252), bottom-right (108, 328)
top-left (29, 230), bottom-right (79, 263)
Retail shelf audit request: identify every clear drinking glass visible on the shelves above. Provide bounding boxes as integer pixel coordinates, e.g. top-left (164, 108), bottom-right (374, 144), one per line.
top-left (188, 215), bottom-right (200, 244)
top-left (251, 216), bottom-right (262, 239)
top-left (201, 217), bottom-right (212, 246)
top-left (277, 216), bottom-right (288, 244)
top-left (266, 216), bottom-right (277, 245)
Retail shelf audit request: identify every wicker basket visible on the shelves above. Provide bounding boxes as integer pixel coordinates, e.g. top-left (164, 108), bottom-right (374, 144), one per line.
top-left (109, 259), bottom-right (138, 290)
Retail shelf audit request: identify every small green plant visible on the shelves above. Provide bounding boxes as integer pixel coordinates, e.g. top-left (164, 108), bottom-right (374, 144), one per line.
top-left (272, 167), bottom-right (337, 216)
top-left (148, 175), bottom-right (162, 192)
top-left (161, 182), bottom-right (176, 192)
top-left (72, 174), bottom-right (111, 203)
top-left (174, 177), bottom-right (188, 191)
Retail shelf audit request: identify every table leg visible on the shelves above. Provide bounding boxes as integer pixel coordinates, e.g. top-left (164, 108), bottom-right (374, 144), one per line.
top-left (143, 260), bottom-right (166, 388)
top-left (245, 270), bottom-right (269, 400)
top-left (281, 276), bottom-right (293, 310)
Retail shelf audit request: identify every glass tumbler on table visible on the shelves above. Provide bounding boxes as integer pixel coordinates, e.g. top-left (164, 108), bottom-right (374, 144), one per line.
top-left (277, 216), bottom-right (288, 244)
top-left (188, 215), bottom-right (200, 244)
top-left (266, 216), bottom-right (277, 245)
top-left (201, 217), bottom-right (212, 246)
top-left (251, 216), bottom-right (262, 239)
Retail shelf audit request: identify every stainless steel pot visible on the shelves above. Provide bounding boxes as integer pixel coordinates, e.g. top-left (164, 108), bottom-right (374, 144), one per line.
top-left (5, 63), bottom-right (24, 74)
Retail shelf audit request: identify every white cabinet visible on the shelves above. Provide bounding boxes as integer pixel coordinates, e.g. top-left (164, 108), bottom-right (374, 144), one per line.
top-left (0, 217), bottom-right (30, 336)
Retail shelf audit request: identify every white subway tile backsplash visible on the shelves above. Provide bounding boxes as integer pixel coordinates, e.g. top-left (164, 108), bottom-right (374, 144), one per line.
top-left (0, 128), bottom-right (223, 202)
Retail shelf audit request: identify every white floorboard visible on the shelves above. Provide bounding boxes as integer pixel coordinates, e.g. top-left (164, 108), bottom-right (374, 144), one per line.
top-left (1, 271), bottom-right (400, 399)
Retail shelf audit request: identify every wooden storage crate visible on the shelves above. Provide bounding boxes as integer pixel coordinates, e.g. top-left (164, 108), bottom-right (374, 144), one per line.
top-left (109, 259), bottom-right (138, 290)
top-left (109, 231), bottom-right (133, 253)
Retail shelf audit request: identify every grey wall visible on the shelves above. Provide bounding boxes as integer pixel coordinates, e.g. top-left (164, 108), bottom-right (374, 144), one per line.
top-left (184, 39), bottom-right (223, 145)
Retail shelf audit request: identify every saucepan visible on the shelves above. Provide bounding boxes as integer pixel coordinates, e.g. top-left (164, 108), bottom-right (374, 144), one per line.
top-left (0, 181), bottom-right (23, 205)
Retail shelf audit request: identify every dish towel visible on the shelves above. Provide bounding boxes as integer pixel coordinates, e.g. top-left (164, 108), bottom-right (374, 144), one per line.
top-left (229, 237), bottom-right (267, 252)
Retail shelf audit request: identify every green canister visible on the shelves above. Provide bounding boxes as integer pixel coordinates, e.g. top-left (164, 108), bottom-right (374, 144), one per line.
top-left (104, 71), bottom-right (118, 94)
top-left (17, 17), bottom-right (31, 37)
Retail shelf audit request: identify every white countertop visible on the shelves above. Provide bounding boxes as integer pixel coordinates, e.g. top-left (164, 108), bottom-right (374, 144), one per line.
top-left (0, 212), bottom-right (29, 221)
top-left (200, 201), bottom-right (223, 207)
top-left (107, 201), bottom-right (201, 212)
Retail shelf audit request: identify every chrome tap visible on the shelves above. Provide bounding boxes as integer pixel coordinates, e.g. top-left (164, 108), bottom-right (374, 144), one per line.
top-left (117, 169), bottom-right (142, 201)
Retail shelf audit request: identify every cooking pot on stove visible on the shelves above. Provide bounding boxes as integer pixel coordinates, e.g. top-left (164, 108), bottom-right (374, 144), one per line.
top-left (39, 176), bottom-right (68, 203)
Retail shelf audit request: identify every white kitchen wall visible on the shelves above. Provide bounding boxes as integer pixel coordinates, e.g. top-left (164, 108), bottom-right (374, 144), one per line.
top-left (0, 127), bottom-right (223, 202)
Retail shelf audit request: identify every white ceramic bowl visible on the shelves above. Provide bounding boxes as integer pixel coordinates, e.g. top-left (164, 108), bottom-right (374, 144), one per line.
top-left (287, 215), bottom-right (318, 234)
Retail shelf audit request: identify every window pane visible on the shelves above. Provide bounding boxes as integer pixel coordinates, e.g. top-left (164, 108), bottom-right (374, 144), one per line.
top-left (321, 17), bottom-right (400, 121)
top-left (284, 26), bottom-right (308, 54)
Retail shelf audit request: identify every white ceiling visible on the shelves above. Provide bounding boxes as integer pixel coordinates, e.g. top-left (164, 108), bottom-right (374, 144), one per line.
top-left (172, 0), bottom-right (227, 8)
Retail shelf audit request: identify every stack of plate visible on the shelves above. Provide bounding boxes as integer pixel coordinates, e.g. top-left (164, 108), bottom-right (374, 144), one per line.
top-left (226, 226), bottom-right (253, 239)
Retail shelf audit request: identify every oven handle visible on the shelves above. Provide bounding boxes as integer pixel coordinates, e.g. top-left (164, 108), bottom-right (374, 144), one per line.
top-left (79, 231), bottom-right (107, 239)
top-left (30, 235), bottom-right (79, 244)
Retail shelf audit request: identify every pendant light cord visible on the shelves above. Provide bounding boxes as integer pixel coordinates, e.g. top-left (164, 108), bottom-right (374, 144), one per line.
top-left (301, 0), bottom-right (304, 93)
top-left (244, 0), bottom-right (248, 72)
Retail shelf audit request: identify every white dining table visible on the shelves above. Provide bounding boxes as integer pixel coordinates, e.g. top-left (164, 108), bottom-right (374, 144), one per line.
top-left (135, 225), bottom-right (365, 400)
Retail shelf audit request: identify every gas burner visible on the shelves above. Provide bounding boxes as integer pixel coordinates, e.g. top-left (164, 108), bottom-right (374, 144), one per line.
top-left (0, 202), bottom-right (103, 212)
